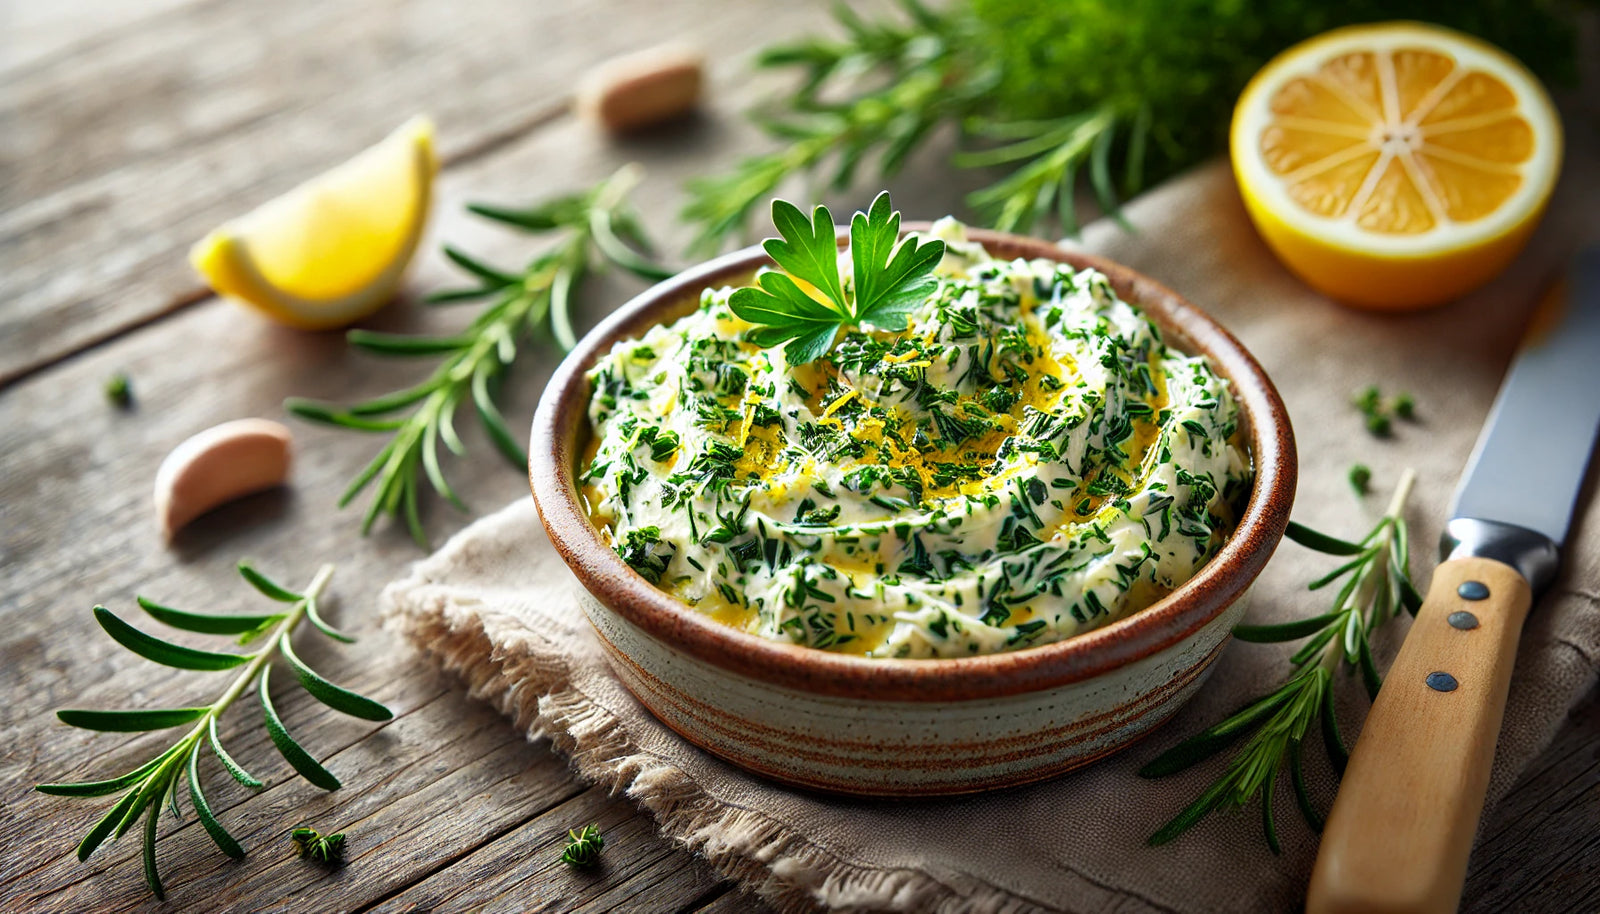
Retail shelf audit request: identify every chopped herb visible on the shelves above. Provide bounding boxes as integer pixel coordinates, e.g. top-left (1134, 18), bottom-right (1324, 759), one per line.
top-left (104, 371), bottom-right (133, 409)
top-left (561, 824), bottom-right (605, 868)
top-left (1348, 464), bottom-right (1372, 496)
top-left (290, 827), bottom-right (346, 865)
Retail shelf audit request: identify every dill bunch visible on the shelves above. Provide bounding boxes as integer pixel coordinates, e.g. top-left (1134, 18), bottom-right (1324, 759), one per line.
top-left (685, 0), bottom-right (1588, 247)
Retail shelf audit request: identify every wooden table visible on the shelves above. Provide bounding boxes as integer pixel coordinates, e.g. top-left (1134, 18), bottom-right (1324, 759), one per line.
top-left (3, 3), bottom-right (1597, 911)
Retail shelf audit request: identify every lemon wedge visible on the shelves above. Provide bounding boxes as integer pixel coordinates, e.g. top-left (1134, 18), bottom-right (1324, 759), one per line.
top-left (191, 116), bottom-right (438, 328)
top-left (1231, 23), bottom-right (1561, 309)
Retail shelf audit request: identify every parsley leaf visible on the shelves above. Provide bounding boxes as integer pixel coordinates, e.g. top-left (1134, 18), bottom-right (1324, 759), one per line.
top-left (727, 191), bottom-right (945, 364)
top-left (767, 199), bottom-right (848, 309)
top-left (851, 192), bottom-right (944, 330)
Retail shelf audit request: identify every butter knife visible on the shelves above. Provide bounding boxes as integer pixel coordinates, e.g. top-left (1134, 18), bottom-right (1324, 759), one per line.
top-left (1307, 248), bottom-right (1600, 914)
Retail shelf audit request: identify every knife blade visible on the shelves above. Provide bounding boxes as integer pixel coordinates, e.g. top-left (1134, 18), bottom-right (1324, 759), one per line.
top-left (1308, 248), bottom-right (1600, 914)
top-left (1451, 246), bottom-right (1600, 554)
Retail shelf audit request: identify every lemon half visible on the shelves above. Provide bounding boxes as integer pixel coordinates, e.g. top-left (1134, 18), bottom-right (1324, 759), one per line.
top-left (191, 116), bottom-right (438, 328)
top-left (1231, 23), bottom-right (1561, 309)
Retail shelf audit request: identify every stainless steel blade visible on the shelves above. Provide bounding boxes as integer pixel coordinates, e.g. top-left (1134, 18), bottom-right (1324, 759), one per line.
top-left (1451, 247), bottom-right (1600, 548)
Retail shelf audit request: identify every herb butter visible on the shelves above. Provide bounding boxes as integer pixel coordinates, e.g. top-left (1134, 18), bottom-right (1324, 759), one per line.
top-left (582, 219), bottom-right (1250, 658)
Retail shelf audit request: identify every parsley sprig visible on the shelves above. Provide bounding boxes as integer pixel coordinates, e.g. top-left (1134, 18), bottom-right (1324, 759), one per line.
top-left (729, 191), bottom-right (944, 365)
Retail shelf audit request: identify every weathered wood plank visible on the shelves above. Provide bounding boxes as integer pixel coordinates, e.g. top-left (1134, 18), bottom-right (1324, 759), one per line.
top-left (1461, 690), bottom-right (1600, 914)
top-left (361, 786), bottom-right (728, 913)
top-left (690, 887), bottom-right (778, 914)
top-left (0, 0), bottom-right (849, 386)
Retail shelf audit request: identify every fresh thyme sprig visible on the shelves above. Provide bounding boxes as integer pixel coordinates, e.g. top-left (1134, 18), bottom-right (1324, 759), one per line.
top-left (728, 191), bottom-right (944, 365)
top-left (37, 563), bottom-right (391, 900)
top-left (560, 824), bottom-right (605, 867)
top-left (286, 165), bottom-right (669, 547)
top-left (1140, 469), bottom-right (1422, 851)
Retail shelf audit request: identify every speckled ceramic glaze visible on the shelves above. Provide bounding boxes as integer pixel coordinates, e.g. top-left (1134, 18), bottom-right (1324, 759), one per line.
top-left (531, 228), bottom-right (1296, 796)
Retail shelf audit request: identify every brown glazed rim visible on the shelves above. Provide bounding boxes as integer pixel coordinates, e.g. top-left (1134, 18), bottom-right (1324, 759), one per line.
top-left (530, 226), bottom-right (1297, 702)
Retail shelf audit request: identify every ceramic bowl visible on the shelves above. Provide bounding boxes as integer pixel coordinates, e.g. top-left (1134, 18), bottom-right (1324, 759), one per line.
top-left (530, 227), bottom-right (1296, 796)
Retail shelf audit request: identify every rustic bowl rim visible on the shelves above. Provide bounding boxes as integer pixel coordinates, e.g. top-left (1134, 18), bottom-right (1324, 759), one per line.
top-left (530, 226), bottom-right (1296, 702)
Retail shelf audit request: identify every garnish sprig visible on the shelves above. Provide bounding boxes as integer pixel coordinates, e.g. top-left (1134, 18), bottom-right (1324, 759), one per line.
top-left (728, 191), bottom-right (944, 365)
top-left (1140, 469), bottom-right (1422, 851)
top-left (286, 165), bottom-right (669, 546)
top-left (37, 563), bottom-right (390, 900)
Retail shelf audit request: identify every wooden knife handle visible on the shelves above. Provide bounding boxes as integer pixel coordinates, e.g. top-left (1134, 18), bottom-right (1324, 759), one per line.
top-left (1307, 556), bottom-right (1532, 914)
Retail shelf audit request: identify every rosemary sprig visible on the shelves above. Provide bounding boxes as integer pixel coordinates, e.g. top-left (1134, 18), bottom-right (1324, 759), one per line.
top-left (286, 165), bottom-right (669, 547)
top-left (560, 824), bottom-right (605, 867)
top-left (37, 563), bottom-right (390, 899)
top-left (1140, 469), bottom-right (1422, 851)
top-left (681, 1), bottom-right (988, 253)
top-left (684, 1), bottom-right (1587, 250)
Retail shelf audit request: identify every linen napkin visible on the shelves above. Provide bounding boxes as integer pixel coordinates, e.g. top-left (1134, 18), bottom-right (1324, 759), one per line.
top-left (382, 154), bottom-right (1600, 914)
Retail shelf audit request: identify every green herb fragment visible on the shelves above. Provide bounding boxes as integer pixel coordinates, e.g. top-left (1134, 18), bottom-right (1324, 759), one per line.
top-left (561, 824), bottom-right (605, 867)
top-left (1141, 469), bottom-right (1420, 851)
top-left (1347, 464), bottom-right (1371, 496)
top-left (1351, 385), bottom-right (1381, 416)
top-left (36, 564), bottom-right (389, 900)
top-left (104, 371), bottom-right (133, 409)
top-left (1392, 392), bottom-right (1416, 420)
top-left (683, 1), bottom-right (1587, 249)
top-left (728, 191), bottom-right (944, 365)
top-left (286, 165), bottom-right (669, 547)
top-left (1352, 385), bottom-right (1418, 438)
top-left (290, 827), bottom-right (346, 865)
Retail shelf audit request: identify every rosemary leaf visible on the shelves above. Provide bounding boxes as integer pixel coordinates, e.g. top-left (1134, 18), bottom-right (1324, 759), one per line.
top-left (136, 595), bottom-right (284, 637)
top-left (279, 632), bottom-right (394, 721)
top-left (188, 745), bottom-right (245, 860)
top-left (260, 667), bottom-right (341, 791)
top-left (92, 606), bottom-right (252, 671)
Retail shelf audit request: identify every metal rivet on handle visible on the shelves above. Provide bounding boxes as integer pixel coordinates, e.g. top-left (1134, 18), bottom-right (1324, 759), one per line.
top-left (1447, 611), bottom-right (1479, 630)
top-left (1458, 581), bottom-right (1490, 601)
top-left (1426, 671), bottom-right (1459, 692)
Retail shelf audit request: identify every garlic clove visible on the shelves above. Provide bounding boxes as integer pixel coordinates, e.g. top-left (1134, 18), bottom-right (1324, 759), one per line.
top-left (154, 418), bottom-right (293, 540)
top-left (576, 44), bottom-right (704, 133)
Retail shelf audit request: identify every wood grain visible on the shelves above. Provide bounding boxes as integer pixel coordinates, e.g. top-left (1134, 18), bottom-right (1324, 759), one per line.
top-left (0, 0), bottom-right (833, 386)
top-left (2, 1), bottom-right (1597, 911)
